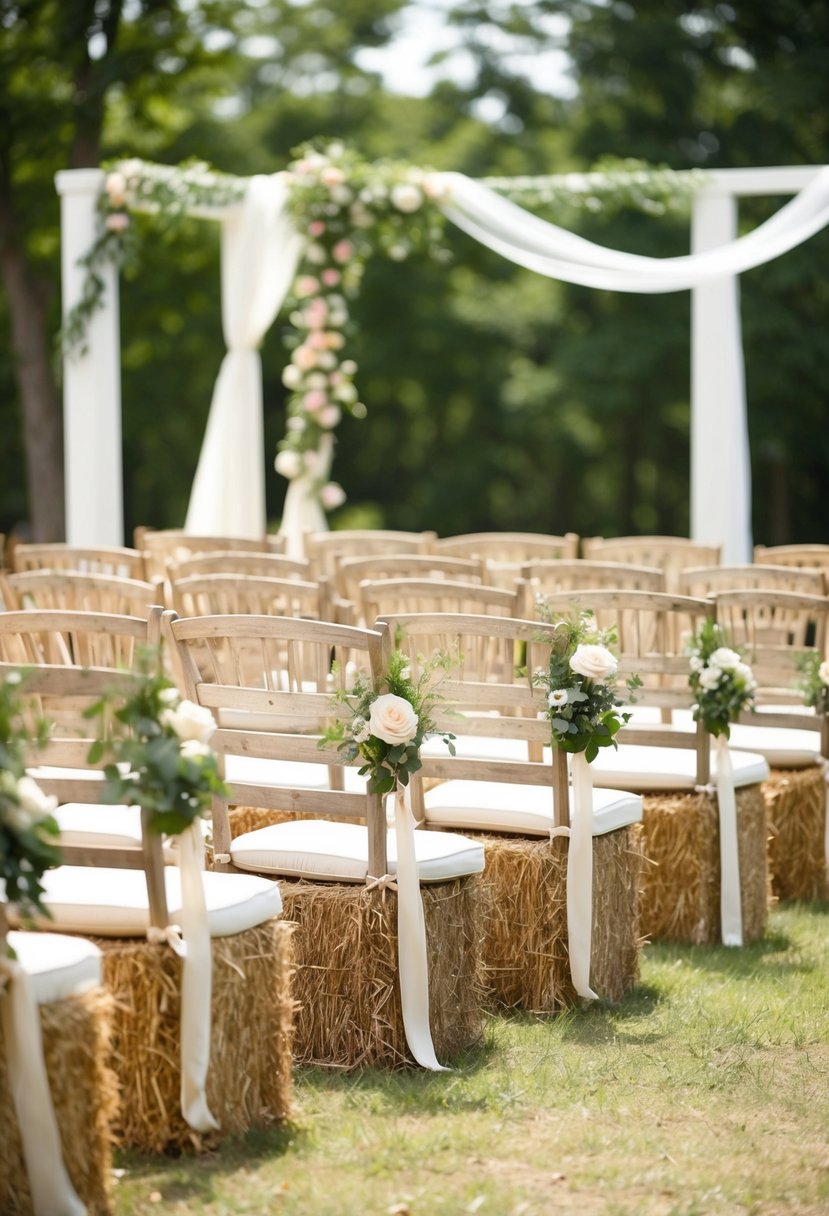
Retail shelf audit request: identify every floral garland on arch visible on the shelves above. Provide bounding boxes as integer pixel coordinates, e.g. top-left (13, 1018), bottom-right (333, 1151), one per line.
top-left (275, 141), bottom-right (450, 511)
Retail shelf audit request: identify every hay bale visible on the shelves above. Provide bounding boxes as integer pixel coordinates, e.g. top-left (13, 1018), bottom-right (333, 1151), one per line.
top-left (455, 826), bottom-right (644, 1014)
top-left (765, 766), bottom-right (828, 902)
top-left (0, 987), bottom-right (118, 1216)
top-left (99, 918), bottom-right (294, 1153)
top-left (639, 784), bottom-right (770, 945)
top-left (281, 877), bottom-right (484, 1070)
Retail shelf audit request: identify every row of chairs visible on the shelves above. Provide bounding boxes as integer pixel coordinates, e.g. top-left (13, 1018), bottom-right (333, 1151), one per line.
top-left (4, 581), bottom-right (828, 1203)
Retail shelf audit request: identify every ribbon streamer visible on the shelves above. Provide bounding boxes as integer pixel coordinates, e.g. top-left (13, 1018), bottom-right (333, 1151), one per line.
top-left (716, 734), bottom-right (743, 947)
top-left (176, 820), bottom-right (220, 1131)
top-left (0, 953), bottom-right (86, 1216)
top-left (390, 783), bottom-right (448, 1071)
top-left (567, 754), bottom-right (599, 1000)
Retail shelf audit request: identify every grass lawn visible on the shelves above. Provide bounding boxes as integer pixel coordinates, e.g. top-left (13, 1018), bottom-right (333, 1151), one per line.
top-left (112, 902), bottom-right (829, 1216)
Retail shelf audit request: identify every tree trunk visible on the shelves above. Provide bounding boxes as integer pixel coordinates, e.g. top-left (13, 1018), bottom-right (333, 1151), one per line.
top-left (0, 196), bottom-right (65, 541)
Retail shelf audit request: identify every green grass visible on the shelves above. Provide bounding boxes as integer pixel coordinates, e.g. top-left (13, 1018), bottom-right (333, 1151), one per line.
top-left (113, 903), bottom-right (829, 1215)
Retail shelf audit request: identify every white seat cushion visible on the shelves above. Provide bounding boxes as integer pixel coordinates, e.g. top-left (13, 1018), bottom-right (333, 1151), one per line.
top-left (225, 754), bottom-right (368, 793)
top-left (31, 866), bottom-right (284, 939)
top-left (54, 804), bottom-right (208, 861)
top-left (590, 745), bottom-right (770, 792)
top-left (7, 931), bottom-right (102, 1004)
top-left (625, 706), bottom-right (819, 770)
top-left (424, 781), bottom-right (643, 837)
top-left (230, 819), bottom-right (486, 884)
top-left (421, 733), bottom-right (532, 762)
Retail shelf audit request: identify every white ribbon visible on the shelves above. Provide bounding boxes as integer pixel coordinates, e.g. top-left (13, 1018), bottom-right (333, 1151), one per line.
top-left (821, 759), bottom-right (829, 879)
top-left (0, 952), bottom-right (86, 1216)
top-left (388, 782), bottom-right (448, 1071)
top-left (551, 752), bottom-right (598, 1001)
top-left (278, 433), bottom-right (334, 558)
top-left (176, 820), bottom-right (219, 1132)
top-left (716, 734), bottom-right (743, 948)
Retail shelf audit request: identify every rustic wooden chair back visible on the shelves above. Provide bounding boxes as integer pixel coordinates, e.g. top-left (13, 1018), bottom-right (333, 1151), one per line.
top-left (532, 589), bottom-right (714, 782)
top-left (434, 532), bottom-right (579, 588)
top-left (361, 577), bottom-right (523, 631)
top-left (169, 572), bottom-right (333, 621)
top-left (335, 554), bottom-right (487, 624)
top-left (304, 530), bottom-right (437, 579)
top-left (581, 536), bottom-right (722, 592)
top-left (163, 612), bottom-right (388, 873)
top-left (167, 550), bottom-right (312, 583)
top-left (0, 607), bottom-right (169, 927)
top-left (753, 543), bottom-right (829, 571)
top-left (11, 542), bottom-right (146, 580)
top-left (522, 559), bottom-right (665, 615)
top-left (139, 531), bottom-right (274, 581)
top-left (0, 569), bottom-right (163, 617)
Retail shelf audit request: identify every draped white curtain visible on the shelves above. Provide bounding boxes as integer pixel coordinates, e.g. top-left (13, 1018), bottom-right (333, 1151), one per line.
top-left (434, 168), bottom-right (829, 291)
top-left (185, 174), bottom-right (303, 537)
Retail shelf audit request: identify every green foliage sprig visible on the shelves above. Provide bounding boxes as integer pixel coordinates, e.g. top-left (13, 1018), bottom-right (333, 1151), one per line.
top-left (321, 649), bottom-right (456, 796)
top-left (0, 673), bottom-right (62, 921)
top-left (532, 607), bottom-right (640, 763)
top-left (688, 619), bottom-right (756, 738)
top-left (85, 646), bottom-right (227, 836)
top-left (795, 652), bottom-right (829, 716)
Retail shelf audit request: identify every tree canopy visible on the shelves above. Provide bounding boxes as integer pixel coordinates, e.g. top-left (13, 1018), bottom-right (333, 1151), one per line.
top-left (1, 0), bottom-right (827, 546)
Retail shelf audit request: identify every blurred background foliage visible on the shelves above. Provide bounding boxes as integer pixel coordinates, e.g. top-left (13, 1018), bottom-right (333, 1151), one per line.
top-left (1, 0), bottom-right (827, 545)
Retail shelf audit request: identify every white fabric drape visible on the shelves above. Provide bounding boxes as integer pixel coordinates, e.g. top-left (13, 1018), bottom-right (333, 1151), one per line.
top-left (185, 174), bottom-right (303, 537)
top-left (551, 752), bottom-right (598, 1001)
top-left (434, 168), bottom-right (829, 292)
top-left (0, 954), bottom-right (86, 1216)
top-left (715, 735), bottom-right (743, 948)
top-left (279, 434), bottom-right (334, 558)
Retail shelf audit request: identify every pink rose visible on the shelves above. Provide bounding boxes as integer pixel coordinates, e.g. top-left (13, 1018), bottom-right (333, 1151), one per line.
top-left (295, 275), bottom-right (320, 297)
top-left (292, 345), bottom-right (318, 371)
top-left (308, 220), bottom-right (326, 238)
top-left (320, 482), bottom-right (346, 509)
top-left (332, 240), bottom-right (353, 264)
top-left (303, 390), bottom-right (327, 412)
top-left (105, 212), bottom-right (130, 232)
top-left (321, 268), bottom-right (341, 287)
top-left (318, 405), bottom-right (342, 429)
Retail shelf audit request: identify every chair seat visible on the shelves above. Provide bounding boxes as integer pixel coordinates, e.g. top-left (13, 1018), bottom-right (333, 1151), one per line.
top-left (423, 781), bottom-right (643, 837)
top-left (626, 706), bottom-right (819, 769)
top-left (230, 819), bottom-right (486, 884)
top-left (6, 931), bottom-right (102, 1004)
top-left (421, 733), bottom-right (532, 762)
top-left (225, 754), bottom-right (368, 792)
top-left (590, 745), bottom-right (770, 792)
top-left (19, 866), bottom-right (284, 939)
top-left (54, 804), bottom-right (208, 860)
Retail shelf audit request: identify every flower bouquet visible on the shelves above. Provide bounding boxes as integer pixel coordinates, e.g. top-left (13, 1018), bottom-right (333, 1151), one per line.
top-left (796, 652), bottom-right (829, 716)
top-left (0, 672), bottom-right (62, 922)
top-left (321, 650), bottom-right (455, 795)
top-left (532, 611), bottom-right (640, 762)
top-left (85, 646), bottom-right (227, 834)
top-left (688, 619), bottom-right (756, 737)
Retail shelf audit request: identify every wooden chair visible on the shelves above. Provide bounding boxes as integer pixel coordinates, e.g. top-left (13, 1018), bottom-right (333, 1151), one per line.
top-left (169, 572), bottom-right (334, 622)
top-left (11, 542), bottom-right (146, 580)
top-left (335, 554), bottom-right (487, 626)
top-left (164, 611), bottom-right (485, 1069)
top-left (711, 588), bottom-right (829, 902)
top-left (1, 909), bottom-right (116, 1215)
top-left (359, 577), bottom-right (523, 629)
top-left (377, 611), bottom-right (644, 1012)
top-left (138, 530), bottom-right (276, 582)
top-left (434, 531), bottom-right (579, 587)
top-left (678, 563), bottom-right (826, 601)
top-left (0, 568), bottom-right (164, 617)
top-left (304, 529), bottom-right (437, 580)
top-left (581, 536), bottom-right (722, 592)
top-left (0, 608), bottom-right (291, 1152)
top-left (754, 543), bottom-right (829, 572)
top-left (522, 558), bottom-right (665, 615)
top-left (535, 590), bottom-right (771, 946)
top-left (167, 550), bottom-right (312, 583)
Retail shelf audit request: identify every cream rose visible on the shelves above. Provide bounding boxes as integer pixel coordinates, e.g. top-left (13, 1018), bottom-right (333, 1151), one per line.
top-left (368, 694), bottom-right (419, 746)
top-left (819, 660), bottom-right (829, 685)
top-left (161, 699), bottom-right (216, 744)
top-left (709, 646), bottom-right (742, 671)
top-left (569, 644), bottom-right (618, 681)
top-left (13, 776), bottom-right (58, 824)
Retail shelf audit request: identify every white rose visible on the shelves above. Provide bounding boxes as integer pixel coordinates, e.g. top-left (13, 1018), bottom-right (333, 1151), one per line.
top-left (275, 449), bottom-right (302, 479)
top-left (569, 644), bottom-right (618, 681)
top-left (368, 694), bottom-right (419, 746)
top-left (735, 662), bottom-right (755, 687)
top-left (391, 182), bottom-right (423, 213)
top-left (282, 364), bottom-right (303, 390)
top-left (819, 660), bottom-right (829, 685)
top-left (698, 666), bottom-right (723, 690)
top-left (709, 647), bottom-right (741, 671)
top-left (689, 654), bottom-right (703, 672)
top-left (181, 738), bottom-right (211, 760)
top-left (161, 699), bottom-right (216, 744)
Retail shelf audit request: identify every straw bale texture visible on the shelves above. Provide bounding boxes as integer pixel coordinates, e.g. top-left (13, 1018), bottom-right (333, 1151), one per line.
top-left (639, 785), bottom-right (770, 944)
top-left (281, 877), bottom-right (484, 1069)
top-left (765, 765), bottom-right (828, 901)
top-left (98, 918), bottom-right (294, 1153)
top-left (453, 826), bottom-right (644, 1014)
top-left (0, 987), bottom-right (118, 1216)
